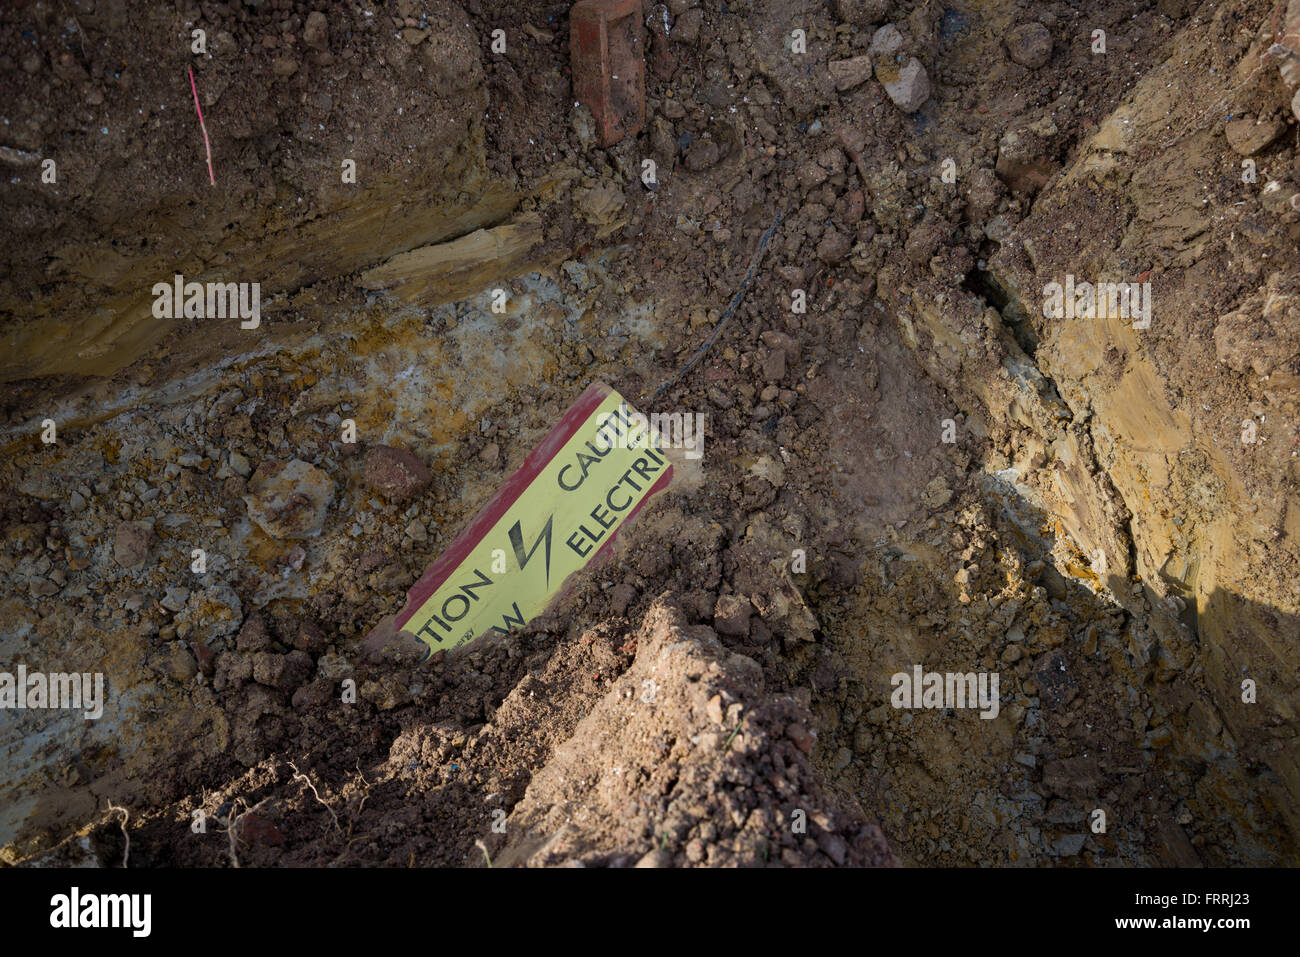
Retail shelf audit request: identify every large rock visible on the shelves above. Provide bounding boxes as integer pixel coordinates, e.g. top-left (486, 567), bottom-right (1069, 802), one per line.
top-left (243, 459), bottom-right (335, 538)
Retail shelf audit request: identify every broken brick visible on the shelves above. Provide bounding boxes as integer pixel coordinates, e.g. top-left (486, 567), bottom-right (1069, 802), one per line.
top-left (237, 812), bottom-right (284, 847)
top-left (570, 0), bottom-right (645, 148)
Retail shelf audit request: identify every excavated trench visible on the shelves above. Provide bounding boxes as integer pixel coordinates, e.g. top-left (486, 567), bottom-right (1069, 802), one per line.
top-left (2, 0), bottom-right (1297, 867)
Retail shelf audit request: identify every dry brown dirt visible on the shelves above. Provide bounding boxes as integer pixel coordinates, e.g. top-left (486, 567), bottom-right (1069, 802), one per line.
top-left (1, 0), bottom-right (1297, 867)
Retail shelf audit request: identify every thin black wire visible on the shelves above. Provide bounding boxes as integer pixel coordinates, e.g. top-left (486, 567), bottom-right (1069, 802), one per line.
top-left (648, 208), bottom-right (784, 403)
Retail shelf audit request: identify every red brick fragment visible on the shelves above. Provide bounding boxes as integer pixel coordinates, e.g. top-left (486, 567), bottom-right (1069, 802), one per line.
top-left (238, 812), bottom-right (284, 847)
top-left (570, 0), bottom-right (646, 147)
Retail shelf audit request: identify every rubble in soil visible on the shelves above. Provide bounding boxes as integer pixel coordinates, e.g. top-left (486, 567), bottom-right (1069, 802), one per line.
top-left (3, 0), bottom-right (1299, 867)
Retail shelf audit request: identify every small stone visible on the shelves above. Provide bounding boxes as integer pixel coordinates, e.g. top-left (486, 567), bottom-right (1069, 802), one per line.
top-left (361, 675), bottom-right (412, 711)
top-left (1033, 650), bottom-right (1077, 710)
top-left (634, 848), bottom-right (673, 867)
top-left (161, 587), bottom-right (190, 613)
top-left (304, 11), bottom-right (329, 50)
top-left (984, 213), bottom-right (1014, 242)
top-left (834, 0), bottom-right (891, 24)
top-left (870, 24), bottom-right (904, 59)
top-left (478, 442), bottom-right (500, 467)
top-left (317, 651), bottom-right (353, 681)
top-left (880, 57), bottom-right (930, 113)
top-left (69, 490), bottom-right (87, 511)
top-left (921, 476), bottom-right (953, 509)
top-left (1259, 179), bottom-right (1298, 215)
top-left (570, 104), bottom-right (597, 150)
top-left (706, 694), bottom-right (725, 724)
top-left (1049, 833), bottom-right (1086, 857)
top-left (405, 519), bottom-right (428, 542)
top-left (1145, 725), bottom-right (1174, 749)
top-left (364, 446), bottom-right (432, 501)
top-left (237, 812), bottom-right (284, 847)
top-left (229, 451), bottom-right (252, 477)
top-left (272, 56), bottom-right (298, 77)
top-left (829, 55), bottom-right (873, 91)
top-left (762, 349), bottom-right (787, 381)
top-left (1005, 22), bottom-right (1053, 69)
top-left (797, 159), bottom-right (828, 188)
top-left (113, 522), bottom-right (151, 568)
top-left (816, 228), bottom-right (852, 264)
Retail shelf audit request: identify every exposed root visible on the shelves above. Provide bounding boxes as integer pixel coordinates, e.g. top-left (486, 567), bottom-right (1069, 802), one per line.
top-left (289, 760), bottom-right (342, 834)
top-left (352, 761), bottom-right (373, 819)
top-left (106, 802), bottom-right (130, 868)
top-left (225, 797), bottom-right (270, 869)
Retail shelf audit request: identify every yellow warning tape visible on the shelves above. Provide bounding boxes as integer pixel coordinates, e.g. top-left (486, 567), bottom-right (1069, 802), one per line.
top-left (403, 388), bottom-right (670, 654)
